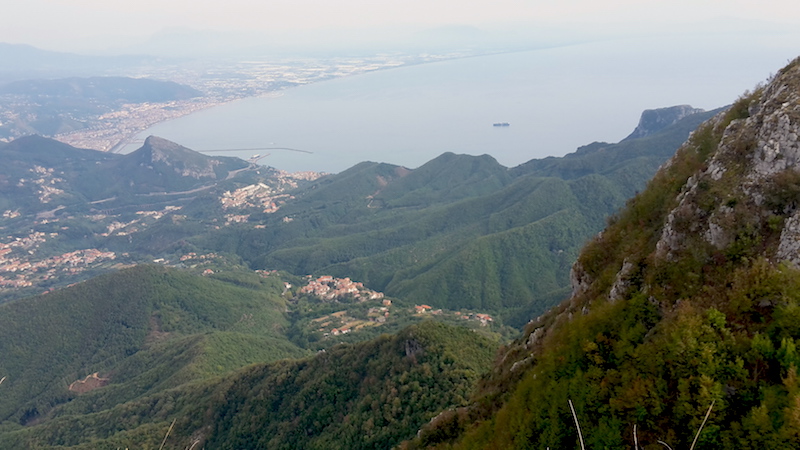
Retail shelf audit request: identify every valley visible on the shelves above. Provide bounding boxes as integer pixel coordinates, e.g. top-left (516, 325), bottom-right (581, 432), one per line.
top-left (0, 88), bottom-right (726, 447)
top-left (3, 55), bottom-right (800, 449)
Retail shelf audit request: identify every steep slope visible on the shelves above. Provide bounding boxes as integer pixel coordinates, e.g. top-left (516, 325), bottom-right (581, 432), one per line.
top-left (622, 105), bottom-right (706, 141)
top-left (411, 58), bottom-right (800, 449)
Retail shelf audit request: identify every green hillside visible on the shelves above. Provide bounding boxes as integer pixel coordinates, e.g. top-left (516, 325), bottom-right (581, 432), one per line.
top-left (0, 265), bottom-right (305, 437)
top-left (193, 108), bottom-right (716, 326)
top-left (0, 320), bottom-right (496, 449)
top-left (82, 136), bottom-right (248, 198)
top-left (409, 58), bottom-right (800, 449)
top-left (0, 76), bottom-right (200, 138)
top-left (202, 321), bottom-right (496, 450)
top-left (0, 134), bottom-right (248, 213)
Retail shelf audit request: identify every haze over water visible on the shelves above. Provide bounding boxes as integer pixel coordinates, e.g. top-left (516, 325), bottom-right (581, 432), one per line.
top-left (128, 34), bottom-right (799, 173)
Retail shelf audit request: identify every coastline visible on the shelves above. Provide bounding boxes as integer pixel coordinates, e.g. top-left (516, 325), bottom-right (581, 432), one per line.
top-left (51, 49), bottom-right (521, 154)
top-left (106, 91), bottom-right (290, 154)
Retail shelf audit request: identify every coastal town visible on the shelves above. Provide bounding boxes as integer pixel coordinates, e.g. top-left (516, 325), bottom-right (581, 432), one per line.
top-left (0, 149), bottom-right (330, 298)
top-left (0, 51), bottom-right (475, 154)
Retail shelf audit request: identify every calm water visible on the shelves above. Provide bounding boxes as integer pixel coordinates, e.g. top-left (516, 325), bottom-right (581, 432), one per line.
top-left (127, 33), bottom-right (800, 173)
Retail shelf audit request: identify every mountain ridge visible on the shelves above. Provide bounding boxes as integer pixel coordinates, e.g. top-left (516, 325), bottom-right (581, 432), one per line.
top-left (194, 105), bottom-right (714, 325)
top-left (410, 57), bottom-right (800, 449)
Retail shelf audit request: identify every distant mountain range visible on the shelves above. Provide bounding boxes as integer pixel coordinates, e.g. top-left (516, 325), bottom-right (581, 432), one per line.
top-left (0, 76), bottom-right (200, 103)
top-left (0, 43), bottom-right (161, 84)
top-left (188, 105), bottom-right (719, 326)
top-left (0, 105), bottom-right (717, 317)
top-left (0, 76), bottom-right (201, 138)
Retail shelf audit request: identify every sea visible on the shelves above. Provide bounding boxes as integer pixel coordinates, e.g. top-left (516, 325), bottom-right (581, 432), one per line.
top-left (125, 32), bottom-right (800, 173)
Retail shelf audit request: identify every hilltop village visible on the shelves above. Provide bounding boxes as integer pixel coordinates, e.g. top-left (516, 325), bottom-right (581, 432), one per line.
top-left (294, 274), bottom-right (496, 341)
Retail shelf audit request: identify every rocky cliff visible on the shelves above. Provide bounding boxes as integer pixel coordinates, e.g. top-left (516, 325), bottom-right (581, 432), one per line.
top-left (623, 104), bottom-right (705, 141)
top-left (136, 135), bottom-right (220, 180)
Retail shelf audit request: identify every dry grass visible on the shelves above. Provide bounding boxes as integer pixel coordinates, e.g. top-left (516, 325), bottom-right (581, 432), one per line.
top-left (159, 418), bottom-right (177, 450)
top-left (568, 399), bottom-right (715, 449)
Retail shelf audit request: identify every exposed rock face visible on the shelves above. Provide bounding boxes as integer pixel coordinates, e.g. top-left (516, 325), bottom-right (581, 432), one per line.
top-left (412, 58), bottom-right (800, 450)
top-left (654, 61), bottom-right (800, 263)
top-left (569, 259), bottom-right (592, 301)
top-left (608, 259), bottom-right (635, 303)
top-left (777, 212), bottom-right (800, 266)
top-left (623, 105), bottom-right (705, 141)
top-left (141, 135), bottom-right (219, 179)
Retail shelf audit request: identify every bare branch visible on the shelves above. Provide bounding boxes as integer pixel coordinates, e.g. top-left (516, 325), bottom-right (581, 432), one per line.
top-left (689, 401), bottom-right (715, 450)
top-left (657, 440), bottom-right (673, 450)
top-left (568, 399), bottom-right (586, 450)
top-left (159, 418), bottom-right (177, 450)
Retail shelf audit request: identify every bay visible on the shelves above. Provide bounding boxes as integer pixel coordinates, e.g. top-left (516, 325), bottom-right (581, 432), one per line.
top-left (127, 32), bottom-right (800, 173)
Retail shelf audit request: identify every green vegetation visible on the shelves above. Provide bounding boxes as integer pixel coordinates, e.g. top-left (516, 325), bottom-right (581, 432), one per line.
top-left (0, 318), bottom-right (497, 449)
top-left (200, 321), bottom-right (497, 450)
top-left (0, 100), bottom-right (731, 448)
top-left (194, 111), bottom-right (714, 327)
top-left (0, 265), bottom-right (306, 441)
top-left (408, 60), bottom-right (800, 449)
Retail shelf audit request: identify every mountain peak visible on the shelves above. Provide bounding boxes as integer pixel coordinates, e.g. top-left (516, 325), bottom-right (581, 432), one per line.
top-left (622, 104), bottom-right (705, 141)
top-left (132, 135), bottom-right (220, 179)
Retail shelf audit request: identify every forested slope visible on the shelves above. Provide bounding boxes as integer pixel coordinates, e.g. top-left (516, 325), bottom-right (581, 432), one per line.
top-left (0, 265), bottom-right (305, 442)
top-left (408, 57), bottom-right (800, 449)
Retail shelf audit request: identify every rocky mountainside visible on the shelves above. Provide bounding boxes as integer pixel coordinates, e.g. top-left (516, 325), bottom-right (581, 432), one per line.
top-left (120, 135), bottom-right (230, 181)
top-left (623, 104), bottom-right (706, 141)
top-left (410, 57), bottom-right (800, 449)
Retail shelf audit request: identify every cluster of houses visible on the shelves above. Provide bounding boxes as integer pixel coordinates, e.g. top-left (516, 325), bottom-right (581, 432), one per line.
top-left (220, 182), bottom-right (292, 213)
top-left (224, 214), bottom-right (250, 224)
top-left (0, 247), bottom-right (116, 289)
top-left (17, 165), bottom-right (65, 204)
top-left (413, 304), bottom-right (494, 326)
top-left (220, 171), bottom-right (325, 217)
top-left (99, 206), bottom-right (185, 237)
top-left (178, 252), bottom-right (220, 262)
top-left (458, 311), bottom-right (494, 326)
top-left (300, 275), bottom-right (385, 302)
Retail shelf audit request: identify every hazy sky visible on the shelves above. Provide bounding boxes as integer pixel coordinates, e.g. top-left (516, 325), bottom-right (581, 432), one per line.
top-left (6, 0), bottom-right (800, 52)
